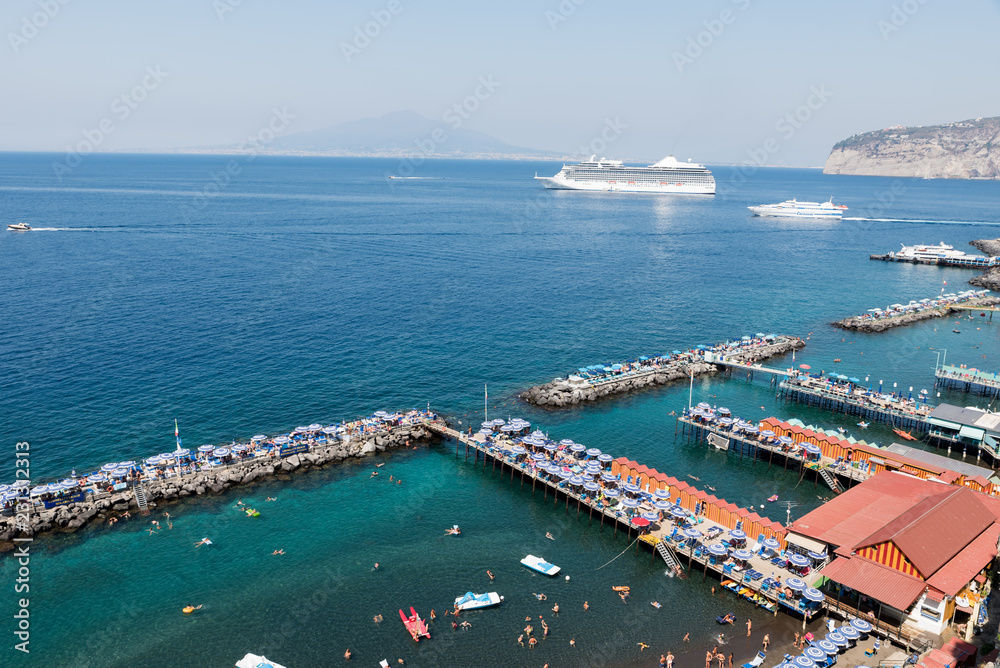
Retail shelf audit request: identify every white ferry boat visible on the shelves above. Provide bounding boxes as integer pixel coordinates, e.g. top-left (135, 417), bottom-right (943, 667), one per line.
top-left (534, 155), bottom-right (715, 194)
top-left (891, 243), bottom-right (975, 262)
top-left (747, 198), bottom-right (846, 219)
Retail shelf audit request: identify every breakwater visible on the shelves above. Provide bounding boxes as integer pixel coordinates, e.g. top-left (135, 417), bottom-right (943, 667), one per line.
top-left (0, 414), bottom-right (434, 553)
top-left (833, 292), bottom-right (998, 332)
top-left (968, 238), bottom-right (1000, 290)
top-left (521, 335), bottom-right (804, 407)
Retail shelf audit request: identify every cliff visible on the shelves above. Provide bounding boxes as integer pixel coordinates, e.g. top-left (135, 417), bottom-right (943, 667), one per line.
top-left (823, 116), bottom-right (1000, 179)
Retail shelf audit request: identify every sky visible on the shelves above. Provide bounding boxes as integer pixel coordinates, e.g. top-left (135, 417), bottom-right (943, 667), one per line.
top-left (2, 0), bottom-right (999, 165)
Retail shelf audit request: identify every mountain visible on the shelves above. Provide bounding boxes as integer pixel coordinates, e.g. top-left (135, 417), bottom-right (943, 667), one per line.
top-left (262, 110), bottom-right (560, 159)
top-left (823, 116), bottom-right (1000, 179)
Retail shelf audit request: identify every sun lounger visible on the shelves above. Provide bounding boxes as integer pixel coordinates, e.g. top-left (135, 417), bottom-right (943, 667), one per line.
top-left (742, 650), bottom-right (766, 668)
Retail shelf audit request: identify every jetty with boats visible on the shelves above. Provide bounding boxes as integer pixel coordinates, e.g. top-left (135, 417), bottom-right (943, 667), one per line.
top-left (870, 243), bottom-right (998, 268)
top-left (521, 334), bottom-right (804, 407)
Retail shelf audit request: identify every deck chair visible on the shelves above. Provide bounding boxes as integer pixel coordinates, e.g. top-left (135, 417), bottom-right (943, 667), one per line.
top-left (864, 640), bottom-right (880, 657)
top-left (742, 651), bottom-right (766, 668)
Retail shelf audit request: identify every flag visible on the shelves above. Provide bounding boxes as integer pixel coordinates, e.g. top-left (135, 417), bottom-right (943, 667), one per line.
top-left (175, 419), bottom-right (182, 449)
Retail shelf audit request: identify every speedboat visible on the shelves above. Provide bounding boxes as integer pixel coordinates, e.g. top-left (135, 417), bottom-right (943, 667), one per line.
top-left (399, 607), bottom-right (430, 642)
top-left (7, 223), bottom-right (30, 231)
top-left (520, 554), bottom-right (561, 576)
top-left (748, 198), bottom-right (845, 219)
top-left (454, 591), bottom-right (503, 611)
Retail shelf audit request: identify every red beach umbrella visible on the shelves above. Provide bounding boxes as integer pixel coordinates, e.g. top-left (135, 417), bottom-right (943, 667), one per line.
top-left (799, 364), bottom-right (811, 370)
top-left (630, 517), bottom-right (650, 527)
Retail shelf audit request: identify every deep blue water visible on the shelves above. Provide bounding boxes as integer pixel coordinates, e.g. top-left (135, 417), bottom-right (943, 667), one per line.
top-left (2, 153), bottom-right (1000, 667)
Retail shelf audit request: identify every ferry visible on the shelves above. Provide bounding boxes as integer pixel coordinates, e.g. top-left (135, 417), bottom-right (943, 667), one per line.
top-left (454, 591), bottom-right (503, 611)
top-left (889, 243), bottom-right (984, 263)
top-left (747, 198), bottom-right (846, 219)
top-left (520, 554), bottom-right (561, 576)
top-left (7, 223), bottom-right (31, 231)
top-left (534, 155), bottom-right (716, 194)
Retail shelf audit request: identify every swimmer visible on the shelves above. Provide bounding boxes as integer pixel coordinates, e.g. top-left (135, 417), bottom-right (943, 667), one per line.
top-left (236, 500), bottom-right (244, 506)
top-left (529, 637), bottom-right (537, 648)
top-left (146, 528), bottom-right (158, 536)
top-left (570, 638), bottom-right (576, 647)
top-left (639, 642), bottom-right (650, 651)
top-left (396, 480), bottom-right (401, 485)
top-left (487, 570), bottom-right (494, 580)
top-left (459, 620), bottom-right (471, 629)
top-left (430, 609), bottom-right (436, 620)
top-left (389, 475), bottom-right (393, 481)
top-left (122, 511), bottom-right (131, 519)
top-left (517, 634), bottom-right (524, 646)
top-left (373, 614), bottom-right (383, 624)
top-left (182, 604), bottom-right (203, 613)
top-left (370, 471), bottom-right (378, 478)
top-left (583, 601), bottom-right (589, 610)
top-left (533, 593), bottom-right (547, 600)
top-left (266, 497), bottom-right (277, 501)
top-left (683, 632), bottom-right (690, 642)
top-left (552, 603), bottom-right (559, 615)
top-left (344, 648), bottom-right (352, 660)
top-left (545, 532), bottom-right (555, 540)
top-left (194, 538), bottom-right (213, 547)
top-left (372, 562), bottom-right (380, 571)
top-left (652, 601), bottom-right (662, 609)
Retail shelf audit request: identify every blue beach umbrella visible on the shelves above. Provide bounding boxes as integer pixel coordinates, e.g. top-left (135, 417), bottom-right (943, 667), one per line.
top-left (146, 456), bottom-right (162, 465)
top-left (601, 473), bottom-right (618, 483)
top-left (112, 468), bottom-right (129, 477)
top-left (30, 486), bottom-right (47, 496)
top-left (543, 443), bottom-right (558, 451)
top-left (785, 577), bottom-right (807, 591)
top-left (744, 426), bottom-right (759, 434)
top-left (788, 553), bottom-right (810, 568)
top-left (778, 436), bottom-right (793, 445)
top-left (583, 481), bottom-right (600, 492)
top-left (198, 445), bottom-right (215, 453)
top-left (172, 449), bottom-right (190, 458)
top-left (45, 482), bottom-right (63, 492)
top-left (481, 421), bottom-right (493, 428)
top-left (762, 537), bottom-right (780, 550)
top-left (760, 430), bottom-right (775, 437)
top-left (732, 549), bottom-right (752, 561)
top-left (707, 543), bottom-right (728, 557)
top-left (804, 444), bottom-right (821, 455)
top-left (603, 488), bottom-right (621, 498)
top-left (793, 656), bottom-right (816, 668)
top-left (654, 500), bottom-right (673, 511)
top-left (641, 512), bottom-right (660, 522)
top-left (598, 454), bottom-right (613, 463)
top-left (826, 632), bottom-right (848, 647)
top-left (654, 488), bottom-right (671, 500)
top-left (850, 619), bottom-right (873, 633)
top-left (570, 444), bottom-right (586, 453)
top-left (273, 436), bottom-right (290, 444)
top-left (621, 498), bottom-right (640, 509)
top-left (511, 446), bottom-right (527, 455)
top-left (568, 476), bottom-right (585, 486)
top-left (697, 402), bottom-right (711, 409)
top-left (682, 527), bottom-right (702, 539)
top-left (89, 474), bottom-right (107, 483)
top-left (623, 483), bottom-right (641, 494)
top-left (586, 448), bottom-right (601, 457)
top-left (560, 439), bottom-right (574, 446)
top-left (0, 485), bottom-right (10, 494)
top-left (816, 640), bottom-right (838, 655)
top-left (804, 647), bottom-right (826, 662)
top-left (214, 447), bottom-right (231, 457)
top-left (233, 444), bottom-right (248, 453)
top-left (729, 529), bottom-right (747, 540)
top-left (252, 434), bottom-right (267, 441)
top-left (719, 417), bottom-right (734, 425)
top-left (101, 463), bottom-right (118, 472)
top-left (60, 478), bottom-right (79, 488)
top-left (803, 587), bottom-right (825, 602)
top-left (837, 626), bottom-right (859, 640)
top-left (807, 550), bottom-right (827, 561)
top-left (670, 507), bottom-right (688, 519)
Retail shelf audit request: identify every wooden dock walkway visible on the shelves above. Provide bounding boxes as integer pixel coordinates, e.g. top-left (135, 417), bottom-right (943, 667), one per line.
top-left (935, 365), bottom-right (1000, 397)
top-left (422, 420), bottom-right (826, 624)
top-left (778, 379), bottom-right (931, 431)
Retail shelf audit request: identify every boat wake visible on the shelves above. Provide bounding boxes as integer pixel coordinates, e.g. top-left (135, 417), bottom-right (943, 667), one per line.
top-left (27, 227), bottom-right (107, 232)
top-left (845, 217), bottom-right (1000, 226)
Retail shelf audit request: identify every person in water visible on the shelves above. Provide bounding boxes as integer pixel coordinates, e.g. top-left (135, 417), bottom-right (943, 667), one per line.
top-left (372, 562), bottom-right (380, 570)
top-left (343, 649), bottom-right (351, 660)
top-left (182, 604), bottom-right (203, 613)
top-left (545, 532), bottom-right (554, 540)
top-left (487, 570), bottom-right (494, 580)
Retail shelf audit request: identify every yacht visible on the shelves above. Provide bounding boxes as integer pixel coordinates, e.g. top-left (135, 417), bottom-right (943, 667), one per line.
top-left (535, 155), bottom-right (715, 194)
top-left (7, 223), bottom-right (31, 231)
top-left (747, 198), bottom-right (846, 219)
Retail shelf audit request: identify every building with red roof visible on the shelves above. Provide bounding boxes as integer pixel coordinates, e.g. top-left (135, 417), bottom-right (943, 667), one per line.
top-left (788, 471), bottom-right (998, 638)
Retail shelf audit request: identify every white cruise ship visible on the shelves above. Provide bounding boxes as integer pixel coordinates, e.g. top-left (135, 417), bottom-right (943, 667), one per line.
top-left (534, 155), bottom-right (715, 194)
top-left (747, 198), bottom-right (846, 219)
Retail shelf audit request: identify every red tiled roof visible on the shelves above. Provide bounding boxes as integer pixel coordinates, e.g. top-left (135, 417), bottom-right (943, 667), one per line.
top-left (856, 487), bottom-right (994, 577)
top-left (926, 522), bottom-right (1000, 596)
top-left (819, 557), bottom-right (926, 610)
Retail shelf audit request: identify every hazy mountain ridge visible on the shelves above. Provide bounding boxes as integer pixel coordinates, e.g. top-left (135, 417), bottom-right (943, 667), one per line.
top-left (823, 116), bottom-right (1000, 179)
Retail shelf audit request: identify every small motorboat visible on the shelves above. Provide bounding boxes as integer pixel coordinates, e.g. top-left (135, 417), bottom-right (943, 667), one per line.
top-left (7, 223), bottom-right (30, 231)
top-left (520, 554), bottom-right (561, 576)
top-left (716, 613), bottom-right (736, 625)
top-left (454, 591), bottom-right (502, 611)
top-left (767, 495), bottom-right (778, 503)
top-left (399, 607), bottom-right (430, 642)
top-left (893, 428), bottom-right (917, 441)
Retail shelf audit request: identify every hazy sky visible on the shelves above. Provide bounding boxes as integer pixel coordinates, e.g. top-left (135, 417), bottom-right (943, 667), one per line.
top-left (3, 0), bottom-right (999, 165)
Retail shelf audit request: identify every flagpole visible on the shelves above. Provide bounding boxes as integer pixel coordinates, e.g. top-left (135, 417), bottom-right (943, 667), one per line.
top-left (484, 383), bottom-right (488, 423)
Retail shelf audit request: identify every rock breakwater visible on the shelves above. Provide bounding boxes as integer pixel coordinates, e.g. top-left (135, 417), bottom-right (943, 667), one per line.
top-left (834, 296), bottom-right (1000, 332)
top-left (0, 423), bottom-right (433, 554)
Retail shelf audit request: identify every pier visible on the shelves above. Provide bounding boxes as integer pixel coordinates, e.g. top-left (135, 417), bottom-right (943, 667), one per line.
top-left (424, 420), bottom-right (828, 625)
top-left (778, 375), bottom-right (932, 431)
top-left (869, 253), bottom-right (997, 268)
top-left (936, 364), bottom-right (1000, 397)
top-left (833, 290), bottom-right (997, 332)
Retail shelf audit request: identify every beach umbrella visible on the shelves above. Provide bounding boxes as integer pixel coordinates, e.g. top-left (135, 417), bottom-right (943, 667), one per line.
top-left (307, 423), bottom-right (323, 431)
top-left (598, 454), bottom-right (614, 463)
top-left (762, 537), bottom-right (781, 551)
top-left (653, 488), bottom-right (671, 500)
top-left (732, 549), bottom-right (752, 561)
top-left (849, 619), bottom-right (873, 633)
top-left (803, 444), bottom-right (821, 455)
top-left (670, 507), bottom-right (688, 519)
top-left (214, 447), bottom-right (231, 457)
top-left (481, 421), bottom-right (493, 428)
top-left (233, 444), bottom-right (248, 453)
top-left (585, 466), bottom-right (602, 476)
top-left (803, 587), bottom-right (825, 602)
top-left (799, 364), bottom-right (811, 370)
top-left (816, 640), bottom-right (838, 655)
top-left (760, 430), bottom-right (775, 437)
top-left (89, 473), bottom-right (108, 482)
top-left (641, 512), bottom-right (660, 522)
top-left (784, 577), bottom-right (807, 591)
top-left (45, 483), bottom-right (63, 493)
top-left (60, 478), bottom-right (79, 488)
top-left (500, 424), bottom-right (515, 432)
top-left (621, 498), bottom-right (640, 509)
top-left (543, 443), bottom-right (558, 451)
top-left (570, 444), bottom-right (586, 453)
top-left (603, 488), bottom-right (621, 498)
top-left (294, 426), bottom-right (310, 433)
top-left (478, 428), bottom-right (493, 435)
top-left (807, 550), bottom-right (827, 561)
top-left (146, 455), bottom-right (163, 465)
top-left (273, 436), bottom-right (290, 445)
top-left (29, 486), bottom-right (48, 497)
top-left (804, 647), bottom-right (827, 662)
top-left (653, 500), bottom-right (673, 511)
top-left (252, 434), bottom-right (268, 441)
top-left (672, 350), bottom-right (683, 355)
top-left (583, 481), bottom-right (600, 492)
top-left (112, 468), bottom-right (129, 477)
top-left (837, 626), bottom-right (859, 640)
top-left (744, 426), bottom-right (759, 434)
top-left (788, 553), bottom-right (810, 568)
top-left (491, 419), bottom-right (505, 426)
top-left (683, 527), bottom-right (702, 539)
top-left (586, 448), bottom-right (601, 457)
top-left (792, 656), bottom-right (816, 668)
top-left (623, 483), bottom-right (641, 494)
top-left (530, 452), bottom-right (546, 461)
top-left (568, 475), bottom-right (585, 486)
top-left (198, 445), bottom-right (215, 453)
top-left (101, 463), bottom-right (118, 472)
top-left (826, 632), bottom-right (848, 647)
top-left (778, 436), bottom-right (793, 444)
top-left (511, 446), bottom-right (527, 455)
top-left (849, 377), bottom-right (861, 383)
top-left (719, 417), bottom-right (734, 426)
top-left (707, 543), bottom-right (728, 557)
top-left (172, 449), bottom-right (190, 458)
top-left (697, 402), bottom-right (711, 409)
top-left (729, 529), bottom-right (747, 540)
top-left (560, 439), bottom-right (574, 446)
top-left (0, 485), bottom-right (9, 494)
top-left (630, 516), bottom-right (650, 527)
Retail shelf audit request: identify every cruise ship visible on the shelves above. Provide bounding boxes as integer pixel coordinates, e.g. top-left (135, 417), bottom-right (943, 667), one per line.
top-left (534, 155), bottom-right (715, 194)
top-left (747, 198), bottom-right (846, 219)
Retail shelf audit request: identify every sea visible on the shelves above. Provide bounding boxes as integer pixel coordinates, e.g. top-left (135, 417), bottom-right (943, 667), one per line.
top-left (2, 152), bottom-right (1000, 668)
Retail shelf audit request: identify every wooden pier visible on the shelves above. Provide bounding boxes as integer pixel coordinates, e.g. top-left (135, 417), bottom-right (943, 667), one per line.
top-left (935, 365), bottom-right (1000, 397)
top-left (422, 420), bottom-right (826, 624)
top-left (778, 379), bottom-right (931, 431)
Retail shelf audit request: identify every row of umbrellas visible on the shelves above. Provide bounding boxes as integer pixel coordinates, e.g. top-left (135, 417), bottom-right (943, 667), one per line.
top-left (779, 619), bottom-right (873, 668)
top-left (689, 410), bottom-right (824, 456)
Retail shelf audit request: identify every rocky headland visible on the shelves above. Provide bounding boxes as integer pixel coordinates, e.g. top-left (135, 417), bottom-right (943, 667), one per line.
top-left (823, 116), bottom-right (1000, 179)
top-left (969, 239), bottom-right (1000, 291)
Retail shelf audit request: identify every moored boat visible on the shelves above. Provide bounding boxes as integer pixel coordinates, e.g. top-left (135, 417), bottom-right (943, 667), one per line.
top-left (520, 554), bottom-right (561, 576)
top-left (454, 591), bottom-right (503, 611)
top-left (399, 607), bottom-right (430, 642)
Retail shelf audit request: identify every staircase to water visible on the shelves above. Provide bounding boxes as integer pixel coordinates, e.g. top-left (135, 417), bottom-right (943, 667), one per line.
top-left (133, 481), bottom-right (150, 515)
top-left (656, 539), bottom-right (685, 577)
top-left (819, 467), bottom-right (842, 494)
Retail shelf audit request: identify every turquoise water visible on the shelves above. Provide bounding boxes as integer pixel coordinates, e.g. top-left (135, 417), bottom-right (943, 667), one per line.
top-left (2, 154), bottom-right (1000, 666)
